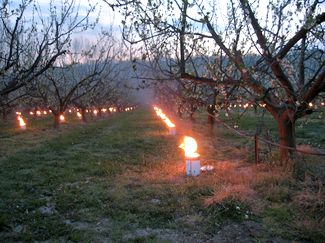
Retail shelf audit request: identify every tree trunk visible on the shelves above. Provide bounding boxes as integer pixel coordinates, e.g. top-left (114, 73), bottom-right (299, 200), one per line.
top-left (177, 106), bottom-right (182, 118)
top-left (189, 112), bottom-right (195, 122)
top-left (98, 108), bottom-right (102, 117)
top-left (53, 113), bottom-right (60, 129)
top-left (81, 108), bottom-right (87, 122)
top-left (1, 110), bottom-right (8, 121)
top-left (276, 111), bottom-right (296, 161)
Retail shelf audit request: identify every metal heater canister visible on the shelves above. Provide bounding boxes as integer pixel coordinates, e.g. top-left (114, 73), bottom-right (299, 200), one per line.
top-left (186, 158), bottom-right (200, 176)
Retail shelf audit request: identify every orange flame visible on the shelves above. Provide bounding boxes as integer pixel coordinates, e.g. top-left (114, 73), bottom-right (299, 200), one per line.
top-left (154, 107), bottom-right (176, 129)
top-left (164, 118), bottom-right (175, 128)
top-left (179, 136), bottom-right (199, 158)
top-left (59, 114), bottom-right (65, 122)
top-left (17, 116), bottom-right (26, 127)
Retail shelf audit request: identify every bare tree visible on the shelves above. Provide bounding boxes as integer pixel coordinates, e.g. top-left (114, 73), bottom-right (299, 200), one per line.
top-left (0, 0), bottom-right (97, 110)
top-left (72, 61), bottom-right (122, 122)
top-left (30, 33), bottom-right (117, 128)
top-left (108, 0), bottom-right (325, 160)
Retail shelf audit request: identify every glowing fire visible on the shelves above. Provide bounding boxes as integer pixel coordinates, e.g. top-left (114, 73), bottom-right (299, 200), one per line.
top-left (179, 136), bottom-right (199, 158)
top-left (17, 116), bottom-right (26, 128)
top-left (160, 113), bottom-right (167, 120)
top-left (164, 118), bottom-right (175, 128)
top-left (154, 106), bottom-right (176, 130)
top-left (59, 114), bottom-right (65, 122)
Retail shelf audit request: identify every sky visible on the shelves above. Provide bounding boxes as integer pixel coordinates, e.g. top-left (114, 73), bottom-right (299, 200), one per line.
top-left (34, 0), bottom-right (121, 26)
top-left (9, 0), bottom-right (325, 53)
top-left (8, 0), bottom-right (124, 43)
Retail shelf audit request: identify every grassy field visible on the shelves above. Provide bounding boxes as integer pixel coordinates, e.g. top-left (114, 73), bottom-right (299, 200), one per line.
top-left (0, 107), bottom-right (324, 242)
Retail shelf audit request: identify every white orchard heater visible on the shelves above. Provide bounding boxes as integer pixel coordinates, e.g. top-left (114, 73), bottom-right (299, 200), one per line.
top-left (179, 136), bottom-right (200, 176)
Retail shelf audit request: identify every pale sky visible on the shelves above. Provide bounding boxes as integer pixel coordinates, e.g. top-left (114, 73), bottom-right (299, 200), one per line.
top-left (9, 0), bottom-right (325, 53)
top-left (9, 0), bottom-right (123, 35)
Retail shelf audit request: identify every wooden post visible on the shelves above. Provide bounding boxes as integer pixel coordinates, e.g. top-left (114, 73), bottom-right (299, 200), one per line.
top-left (255, 134), bottom-right (259, 164)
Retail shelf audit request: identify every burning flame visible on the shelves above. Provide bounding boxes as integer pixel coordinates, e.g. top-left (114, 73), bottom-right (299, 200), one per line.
top-left (59, 114), bottom-right (65, 122)
top-left (154, 106), bottom-right (176, 129)
top-left (17, 116), bottom-right (26, 127)
top-left (179, 136), bottom-right (199, 158)
top-left (164, 118), bottom-right (175, 128)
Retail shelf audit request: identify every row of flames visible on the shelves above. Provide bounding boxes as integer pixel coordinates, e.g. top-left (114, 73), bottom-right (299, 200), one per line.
top-left (15, 106), bottom-right (135, 130)
top-left (229, 101), bottom-right (325, 109)
top-left (26, 107), bottom-right (121, 117)
top-left (153, 106), bottom-right (200, 176)
top-left (153, 106), bottom-right (199, 158)
top-left (153, 106), bottom-right (176, 135)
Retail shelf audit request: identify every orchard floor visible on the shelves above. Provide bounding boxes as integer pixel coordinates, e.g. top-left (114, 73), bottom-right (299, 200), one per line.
top-left (0, 107), bottom-right (324, 242)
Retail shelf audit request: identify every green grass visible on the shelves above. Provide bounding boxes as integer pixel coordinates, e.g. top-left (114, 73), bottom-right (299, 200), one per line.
top-left (0, 107), bottom-right (324, 242)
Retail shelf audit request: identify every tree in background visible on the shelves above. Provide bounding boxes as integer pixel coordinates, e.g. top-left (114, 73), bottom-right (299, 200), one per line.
top-left (29, 33), bottom-right (118, 128)
top-left (0, 0), bottom-right (97, 118)
top-left (109, 0), bottom-right (325, 160)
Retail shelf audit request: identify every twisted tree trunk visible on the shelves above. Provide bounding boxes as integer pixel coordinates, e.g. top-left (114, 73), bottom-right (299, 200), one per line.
top-left (275, 109), bottom-right (296, 162)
